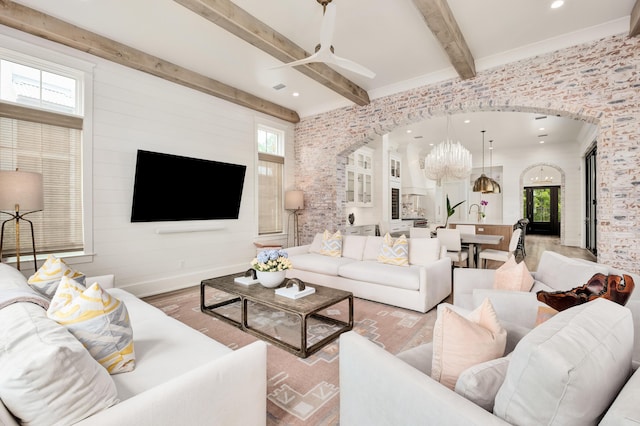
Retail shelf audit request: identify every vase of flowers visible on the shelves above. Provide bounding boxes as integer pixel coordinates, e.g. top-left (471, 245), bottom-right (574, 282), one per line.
top-left (251, 249), bottom-right (292, 288)
top-left (480, 200), bottom-right (488, 223)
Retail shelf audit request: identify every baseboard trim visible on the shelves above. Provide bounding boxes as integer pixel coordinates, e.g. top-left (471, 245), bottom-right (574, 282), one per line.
top-left (119, 263), bottom-right (246, 298)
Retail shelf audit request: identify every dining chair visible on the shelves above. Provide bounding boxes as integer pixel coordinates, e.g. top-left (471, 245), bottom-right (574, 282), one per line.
top-left (478, 228), bottom-right (522, 269)
top-left (410, 227), bottom-right (431, 238)
top-left (437, 228), bottom-right (469, 267)
top-left (513, 219), bottom-right (529, 258)
top-left (456, 224), bottom-right (477, 264)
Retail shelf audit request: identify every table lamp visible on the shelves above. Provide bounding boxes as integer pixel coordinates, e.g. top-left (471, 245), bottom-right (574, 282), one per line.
top-left (0, 170), bottom-right (44, 271)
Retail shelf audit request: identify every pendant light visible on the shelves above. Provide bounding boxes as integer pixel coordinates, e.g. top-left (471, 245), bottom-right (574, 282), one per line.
top-left (489, 139), bottom-right (501, 193)
top-left (472, 130), bottom-right (494, 193)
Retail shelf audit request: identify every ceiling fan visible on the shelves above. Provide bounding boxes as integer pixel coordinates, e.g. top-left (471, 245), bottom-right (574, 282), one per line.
top-left (272, 0), bottom-right (376, 79)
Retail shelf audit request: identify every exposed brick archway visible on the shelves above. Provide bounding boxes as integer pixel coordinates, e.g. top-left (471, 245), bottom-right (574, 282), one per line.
top-left (295, 34), bottom-right (639, 273)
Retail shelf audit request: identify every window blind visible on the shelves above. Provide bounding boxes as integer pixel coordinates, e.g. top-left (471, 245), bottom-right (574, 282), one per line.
top-left (0, 105), bottom-right (83, 256)
top-left (258, 152), bottom-right (284, 235)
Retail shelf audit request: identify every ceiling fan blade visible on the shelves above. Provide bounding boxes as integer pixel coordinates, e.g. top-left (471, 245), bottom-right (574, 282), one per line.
top-left (269, 50), bottom-right (326, 70)
top-left (327, 53), bottom-right (376, 78)
top-left (319, 3), bottom-right (336, 49)
top-left (269, 1), bottom-right (376, 79)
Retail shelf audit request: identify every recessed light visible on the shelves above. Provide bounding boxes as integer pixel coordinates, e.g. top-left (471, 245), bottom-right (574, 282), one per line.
top-left (551, 0), bottom-right (564, 9)
top-left (406, 130), bottom-right (412, 134)
top-left (464, 119), bottom-right (471, 124)
top-left (429, 143), bottom-right (434, 146)
top-left (292, 92), bottom-right (300, 97)
top-left (539, 127), bottom-right (545, 131)
top-left (539, 140), bottom-right (545, 144)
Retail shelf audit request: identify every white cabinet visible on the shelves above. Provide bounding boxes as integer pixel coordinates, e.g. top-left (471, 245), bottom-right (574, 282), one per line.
top-left (388, 222), bottom-right (410, 236)
top-left (344, 225), bottom-right (376, 236)
top-left (390, 155), bottom-right (401, 183)
top-left (346, 147), bottom-right (374, 207)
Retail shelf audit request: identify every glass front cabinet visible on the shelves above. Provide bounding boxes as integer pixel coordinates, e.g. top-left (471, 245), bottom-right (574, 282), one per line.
top-left (346, 147), bottom-right (374, 207)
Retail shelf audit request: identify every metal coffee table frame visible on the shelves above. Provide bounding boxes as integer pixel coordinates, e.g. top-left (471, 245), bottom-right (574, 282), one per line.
top-left (200, 275), bottom-right (353, 358)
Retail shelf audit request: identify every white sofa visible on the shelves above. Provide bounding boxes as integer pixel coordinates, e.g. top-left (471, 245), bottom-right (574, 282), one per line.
top-left (340, 298), bottom-right (640, 425)
top-left (0, 263), bottom-right (267, 426)
top-left (285, 233), bottom-right (452, 313)
top-left (453, 250), bottom-right (640, 365)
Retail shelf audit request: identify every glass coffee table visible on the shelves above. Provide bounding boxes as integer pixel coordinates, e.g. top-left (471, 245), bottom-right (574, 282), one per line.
top-left (200, 274), bottom-right (353, 358)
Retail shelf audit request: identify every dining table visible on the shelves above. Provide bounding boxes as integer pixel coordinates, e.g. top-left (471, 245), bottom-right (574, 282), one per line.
top-left (460, 233), bottom-right (504, 268)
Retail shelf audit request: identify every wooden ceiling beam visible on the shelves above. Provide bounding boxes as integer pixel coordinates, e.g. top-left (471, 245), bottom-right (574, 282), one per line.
top-left (173, 0), bottom-right (370, 106)
top-left (630, 0), bottom-right (640, 37)
top-left (411, 0), bottom-right (476, 80)
top-left (0, 0), bottom-right (300, 123)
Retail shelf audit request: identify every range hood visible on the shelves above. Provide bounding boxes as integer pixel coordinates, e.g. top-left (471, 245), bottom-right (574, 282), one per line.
top-left (401, 143), bottom-right (428, 195)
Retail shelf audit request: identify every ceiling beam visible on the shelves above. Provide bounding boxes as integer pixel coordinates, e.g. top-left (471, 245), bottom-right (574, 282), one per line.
top-left (0, 0), bottom-right (300, 123)
top-left (173, 0), bottom-right (370, 106)
top-left (631, 0), bottom-right (640, 37)
top-left (411, 0), bottom-right (476, 80)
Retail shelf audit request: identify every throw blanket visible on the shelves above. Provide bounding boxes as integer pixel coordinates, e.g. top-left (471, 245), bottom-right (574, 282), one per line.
top-left (0, 288), bottom-right (50, 311)
top-left (537, 273), bottom-right (635, 312)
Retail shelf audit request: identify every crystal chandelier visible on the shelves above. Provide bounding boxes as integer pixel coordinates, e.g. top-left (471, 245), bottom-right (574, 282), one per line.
top-left (424, 117), bottom-right (472, 186)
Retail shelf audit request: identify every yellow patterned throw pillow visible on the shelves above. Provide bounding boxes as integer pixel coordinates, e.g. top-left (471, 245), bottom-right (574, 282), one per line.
top-left (28, 254), bottom-right (85, 298)
top-left (47, 276), bottom-right (136, 375)
top-left (320, 230), bottom-right (343, 257)
top-left (377, 233), bottom-right (409, 266)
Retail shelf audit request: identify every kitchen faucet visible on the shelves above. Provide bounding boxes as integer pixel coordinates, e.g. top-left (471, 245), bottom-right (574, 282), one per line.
top-left (469, 204), bottom-right (482, 221)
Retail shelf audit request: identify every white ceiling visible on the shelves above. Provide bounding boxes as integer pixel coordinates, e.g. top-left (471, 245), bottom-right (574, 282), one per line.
top-left (9, 0), bottom-right (636, 151)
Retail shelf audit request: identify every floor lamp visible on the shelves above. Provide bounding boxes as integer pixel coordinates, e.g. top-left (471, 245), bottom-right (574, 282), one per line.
top-left (285, 190), bottom-right (304, 247)
top-left (0, 170), bottom-right (44, 272)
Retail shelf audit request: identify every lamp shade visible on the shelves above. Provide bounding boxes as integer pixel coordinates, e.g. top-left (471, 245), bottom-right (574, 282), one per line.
top-left (285, 190), bottom-right (304, 210)
top-left (0, 171), bottom-right (44, 212)
top-left (472, 173), bottom-right (494, 193)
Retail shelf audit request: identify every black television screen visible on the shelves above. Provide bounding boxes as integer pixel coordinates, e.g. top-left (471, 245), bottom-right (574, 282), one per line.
top-left (131, 150), bottom-right (246, 222)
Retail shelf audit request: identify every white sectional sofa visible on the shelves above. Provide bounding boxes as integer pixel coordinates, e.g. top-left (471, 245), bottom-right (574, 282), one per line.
top-left (453, 250), bottom-right (640, 365)
top-left (285, 233), bottom-right (451, 313)
top-left (340, 298), bottom-right (640, 425)
top-left (0, 263), bottom-right (267, 426)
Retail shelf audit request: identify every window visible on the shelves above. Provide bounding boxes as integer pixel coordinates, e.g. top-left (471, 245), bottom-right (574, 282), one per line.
top-left (0, 52), bottom-right (86, 258)
top-left (257, 125), bottom-right (285, 235)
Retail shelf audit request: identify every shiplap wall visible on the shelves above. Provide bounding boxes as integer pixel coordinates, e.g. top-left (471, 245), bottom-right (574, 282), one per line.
top-left (1, 26), bottom-right (294, 296)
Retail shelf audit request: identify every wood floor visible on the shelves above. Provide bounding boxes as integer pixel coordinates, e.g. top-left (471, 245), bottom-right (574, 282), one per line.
top-left (484, 234), bottom-right (596, 270)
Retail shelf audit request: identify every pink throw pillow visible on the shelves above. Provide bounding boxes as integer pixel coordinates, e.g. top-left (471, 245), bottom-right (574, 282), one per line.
top-left (493, 257), bottom-right (534, 292)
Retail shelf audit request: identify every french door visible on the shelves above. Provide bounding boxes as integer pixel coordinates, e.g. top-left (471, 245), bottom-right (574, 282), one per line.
top-left (585, 145), bottom-right (597, 255)
top-left (523, 186), bottom-right (560, 236)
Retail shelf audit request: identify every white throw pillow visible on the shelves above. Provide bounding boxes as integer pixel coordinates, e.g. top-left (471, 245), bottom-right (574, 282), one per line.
top-left (377, 233), bottom-right (409, 266)
top-left (493, 256), bottom-right (534, 291)
top-left (494, 298), bottom-right (633, 425)
top-left (431, 299), bottom-right (507, 390)
top-left (27, 254), bottom-right (85, 298)
top-left (47, 277), bottom-right (136, 374)
top-left (455, 355), bottom-right (511, 412)
top-left (0, 302), bottom-right (119, 426)
top-left (308, 233), bottom-right (324, 254)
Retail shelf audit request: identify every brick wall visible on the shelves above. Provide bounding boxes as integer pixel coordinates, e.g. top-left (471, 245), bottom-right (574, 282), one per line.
top-left (294, 34), bottom-right (640, 274)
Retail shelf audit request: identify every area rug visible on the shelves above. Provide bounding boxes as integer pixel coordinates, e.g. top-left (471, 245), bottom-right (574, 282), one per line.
top-left (143, 286), bottom-right (437, 425)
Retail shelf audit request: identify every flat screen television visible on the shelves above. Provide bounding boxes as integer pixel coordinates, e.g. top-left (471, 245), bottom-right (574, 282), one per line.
top-left (131, 150), bottom-right (246, 222)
